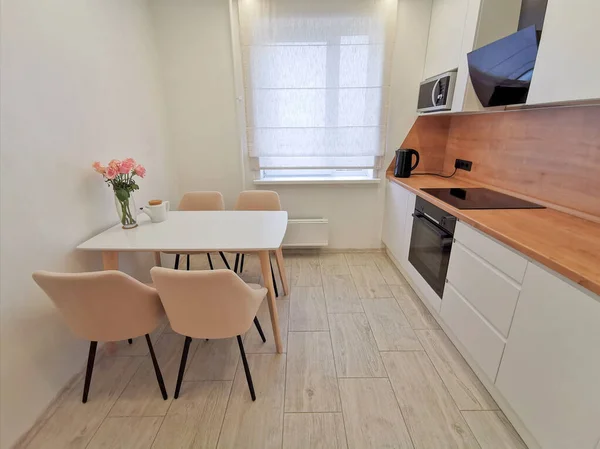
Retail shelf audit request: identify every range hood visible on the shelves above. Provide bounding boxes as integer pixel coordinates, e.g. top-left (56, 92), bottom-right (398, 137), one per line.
top-left (467, 25), bottom-right (540, 107)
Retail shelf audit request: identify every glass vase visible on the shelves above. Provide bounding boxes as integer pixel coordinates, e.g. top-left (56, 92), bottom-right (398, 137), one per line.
top-left (114, 192), bottom-right (138, 229)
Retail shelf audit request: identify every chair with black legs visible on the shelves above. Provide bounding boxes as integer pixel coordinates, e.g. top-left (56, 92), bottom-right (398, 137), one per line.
top-left (32, 270), bottom-right (168, 403)
top-left (232, 190), bottom-right (283, 297)
top-left (166, 191), bottom-right (232, 271)
top-left (150, 267), bottom-right (267, 401)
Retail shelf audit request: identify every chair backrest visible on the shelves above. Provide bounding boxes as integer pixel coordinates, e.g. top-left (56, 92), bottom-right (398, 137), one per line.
top-left (32, 271), bottom-right (164, 342)
top-left (234, 190), bottom-right (281, 211)
top-left (178, 191), bottom-right (225, 211)
top-left (150, 267), bottom-right (266, 339)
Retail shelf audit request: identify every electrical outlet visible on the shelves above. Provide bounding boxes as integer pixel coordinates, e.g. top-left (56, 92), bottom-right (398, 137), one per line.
top-left (455, 159), bottom-right (473, 171)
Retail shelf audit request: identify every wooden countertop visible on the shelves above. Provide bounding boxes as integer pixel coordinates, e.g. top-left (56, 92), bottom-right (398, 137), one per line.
top-left (387, 174), bottom-right (600, 297)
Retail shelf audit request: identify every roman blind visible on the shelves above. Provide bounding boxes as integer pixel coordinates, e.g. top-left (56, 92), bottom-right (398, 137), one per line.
top-left (237, 0), bottom-right (397, 171)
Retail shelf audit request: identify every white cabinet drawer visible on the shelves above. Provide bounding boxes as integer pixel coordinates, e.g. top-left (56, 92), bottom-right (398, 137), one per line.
top-left (440, 283), bottom-right (506, 382)
top-left (446, 242), bottom-right (520, 337)
top-left (455, 221), bottom-right (527, 283)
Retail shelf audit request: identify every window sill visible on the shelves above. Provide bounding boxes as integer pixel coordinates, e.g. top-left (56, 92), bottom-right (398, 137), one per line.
top-left (253, 176), bottom-right (381, 186)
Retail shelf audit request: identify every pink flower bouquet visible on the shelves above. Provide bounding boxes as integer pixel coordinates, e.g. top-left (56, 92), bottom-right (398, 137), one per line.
top-left (93, 158), bottom-right (146, 229)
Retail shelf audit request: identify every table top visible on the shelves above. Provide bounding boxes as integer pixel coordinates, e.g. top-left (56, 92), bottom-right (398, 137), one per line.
top-left (77, 211), bottom-right (288, 252)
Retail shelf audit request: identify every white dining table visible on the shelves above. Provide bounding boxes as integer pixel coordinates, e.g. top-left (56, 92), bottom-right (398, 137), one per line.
top-left (78, 211), bottom-right (289, 353)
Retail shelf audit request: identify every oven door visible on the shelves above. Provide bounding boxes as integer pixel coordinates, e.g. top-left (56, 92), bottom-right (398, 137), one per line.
top-left (408, 211), bottom-right (453, 297)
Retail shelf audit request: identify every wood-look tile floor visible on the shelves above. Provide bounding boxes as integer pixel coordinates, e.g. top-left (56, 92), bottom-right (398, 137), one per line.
top-left (18, 252), bottom-right (528, 449)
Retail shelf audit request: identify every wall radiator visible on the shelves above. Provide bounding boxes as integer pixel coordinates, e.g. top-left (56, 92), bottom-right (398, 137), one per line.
top-left (282, 218), bottom-right (329, 248)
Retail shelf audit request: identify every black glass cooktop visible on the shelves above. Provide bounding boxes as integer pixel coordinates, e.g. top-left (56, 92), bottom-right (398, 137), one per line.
top-left (421, 188), bottom-right (545, 210)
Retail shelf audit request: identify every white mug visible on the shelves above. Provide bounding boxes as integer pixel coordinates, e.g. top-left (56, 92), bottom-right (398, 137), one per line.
top-left (141, 200), bottom-right (170, 223)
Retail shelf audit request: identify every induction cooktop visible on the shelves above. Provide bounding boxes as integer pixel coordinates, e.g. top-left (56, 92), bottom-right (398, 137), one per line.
top-left (421, 187), bottom-right (545, 210)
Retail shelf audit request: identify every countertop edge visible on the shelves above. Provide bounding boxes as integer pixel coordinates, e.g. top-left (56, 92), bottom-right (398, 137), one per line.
top-left (386, 174), bottom-right (600, 297)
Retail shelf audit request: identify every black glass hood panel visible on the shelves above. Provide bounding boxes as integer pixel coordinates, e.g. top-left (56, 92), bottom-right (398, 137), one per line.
top-left (467, 26), bottom-right (540, 107)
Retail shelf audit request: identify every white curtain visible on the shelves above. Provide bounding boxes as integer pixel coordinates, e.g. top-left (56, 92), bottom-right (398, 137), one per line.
top-left (237, 0), bottom-right (398, 170)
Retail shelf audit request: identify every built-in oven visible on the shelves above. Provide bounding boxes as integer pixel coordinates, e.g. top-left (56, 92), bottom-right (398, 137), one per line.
top-left (408, 197), bottom-right (457, 298)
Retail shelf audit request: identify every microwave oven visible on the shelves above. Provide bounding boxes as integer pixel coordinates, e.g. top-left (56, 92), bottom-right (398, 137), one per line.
top-left (417, 70), bottom-right (457, 113)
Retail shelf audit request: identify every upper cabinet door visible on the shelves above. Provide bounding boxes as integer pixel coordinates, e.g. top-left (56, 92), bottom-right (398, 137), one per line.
top-left (495, 263), bottom-right (600, 449)
top-left (527, 0), bottom-right (600, 104)
top-left (422, 0), bottom-right (470, 79)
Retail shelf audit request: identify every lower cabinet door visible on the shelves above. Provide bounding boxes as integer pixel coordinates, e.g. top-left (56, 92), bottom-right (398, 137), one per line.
top-left (382, 181), bottom-right (409, 262)
top-left (440, 283), bottom-right (506, 381)
top-left (495, 263), bottom-right (600, 449)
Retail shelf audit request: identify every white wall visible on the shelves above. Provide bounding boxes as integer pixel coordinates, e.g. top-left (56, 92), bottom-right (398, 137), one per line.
top-left (0, 1), bottom-right (173, 447)
top-left (148, 0), bottom-right (245, 209)
top-left (150, 0), bottom-right (432, 248)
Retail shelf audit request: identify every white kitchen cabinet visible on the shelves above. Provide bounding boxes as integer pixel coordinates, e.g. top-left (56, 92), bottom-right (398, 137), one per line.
top-left (382, 180), bottom-right (411, 263)
top-left (446, 242), bottom-right (520, 337)
top-left (495, 263), bottom-right (600, 449)
top-left (422, 0), bottom-right (470, 80)
top-left (527, 0), bottom-right (600, 105)
top-left (440, 283), bottom-right (506, 381)
top-left (454, 221), bottom-right (527, 283)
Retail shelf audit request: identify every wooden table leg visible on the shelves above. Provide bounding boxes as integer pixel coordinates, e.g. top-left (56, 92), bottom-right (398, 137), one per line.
top-left (153, 252), bottom-right (162, 267)
top-left (274, 247), bottom-right (289, 296)
top-left (102, 251), bottom-right (119, 354)
top-left (102, 251), bottom-right (119, 270)
top-left (258, 250), bottom-right (283, 353)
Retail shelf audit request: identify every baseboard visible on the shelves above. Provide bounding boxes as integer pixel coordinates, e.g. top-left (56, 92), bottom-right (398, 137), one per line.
top-left (282, 248), bottom-right (385, 256)
top-left (384, 245), bottom-right (541, 449)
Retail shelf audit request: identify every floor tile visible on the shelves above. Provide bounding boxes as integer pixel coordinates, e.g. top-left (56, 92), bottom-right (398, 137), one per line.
top-left (391, 284), bottom-right (440, 329)
top-left (339, 378), bottom-right (413, 449)
top-left (382, 351), bottom-right (480, 449)
top-left (328, 313), bottom-right (386, 378)
top-left (344, 252), bottom-right (377, 266)
top-left (237, 253), bottom-right (262, 277)
top-left (320, 252), bottom-right (350, 276)
top-left (319, 252), bottom-right (348, 267)
top-left (110, 334), bottom-right (197, 417)
top-left (361, 299), bottom-right (422, 351)
top-left (372, 253), bottom-right (408, 285)
top-left (283, 413), bottom-right (348, 449)
top-left (108, 322), bottom-right (167, 357)
top-left (244, 299), bottom-right (290, 353)
top-left (87, 417), bottom-right (162, 449)
top-left (285, 332), bottom-right (341, 412)
top-left (151, 381), bottom-right (231, 449)
top-left (416, 330), bottom-right (498, 410)
top-left (216, 354), bottom-right (286, 449)
top-left (291, 256), bottom-right (321, 287)
top-left (25, 356), bottom-right (143, 449)
top-left (19, 252), bottom-right (515, 449)
top-left (322, 275), bottom-right (363, 314)
top-left (185, 338), bottom-right (240, 381)
top-left (462, 411), bottom-right (527, 449)
top-left (321, 264), bottom-right (351, 275)
top-left (289, 286), bottom-right (329, 331)
top-left (349, 265), bottom-right (393, 298)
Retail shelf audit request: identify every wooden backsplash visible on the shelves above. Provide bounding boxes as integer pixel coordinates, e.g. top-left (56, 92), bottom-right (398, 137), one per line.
top-left (395, 115), bottom-right (449, 173)
top-left (396, 105), bottom-right (600, 219)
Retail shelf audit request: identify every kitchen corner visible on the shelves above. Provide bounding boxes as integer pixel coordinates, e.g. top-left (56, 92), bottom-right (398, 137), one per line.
top-left (382, 104), bottom-right (600, 449)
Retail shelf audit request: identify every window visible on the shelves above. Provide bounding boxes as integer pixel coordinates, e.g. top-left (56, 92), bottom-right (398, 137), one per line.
top-left (237, 0), bottom-right (397, 181)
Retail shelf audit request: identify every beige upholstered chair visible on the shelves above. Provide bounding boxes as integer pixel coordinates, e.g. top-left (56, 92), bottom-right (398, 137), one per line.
top-left (233, 190), bottom-right (282, 295)
top-left (31, 270), bottom-right (168, 403)
top-left (170, 191), bottom-right (231, 270)
top-left (150, 267), bottom-right (267, 401)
